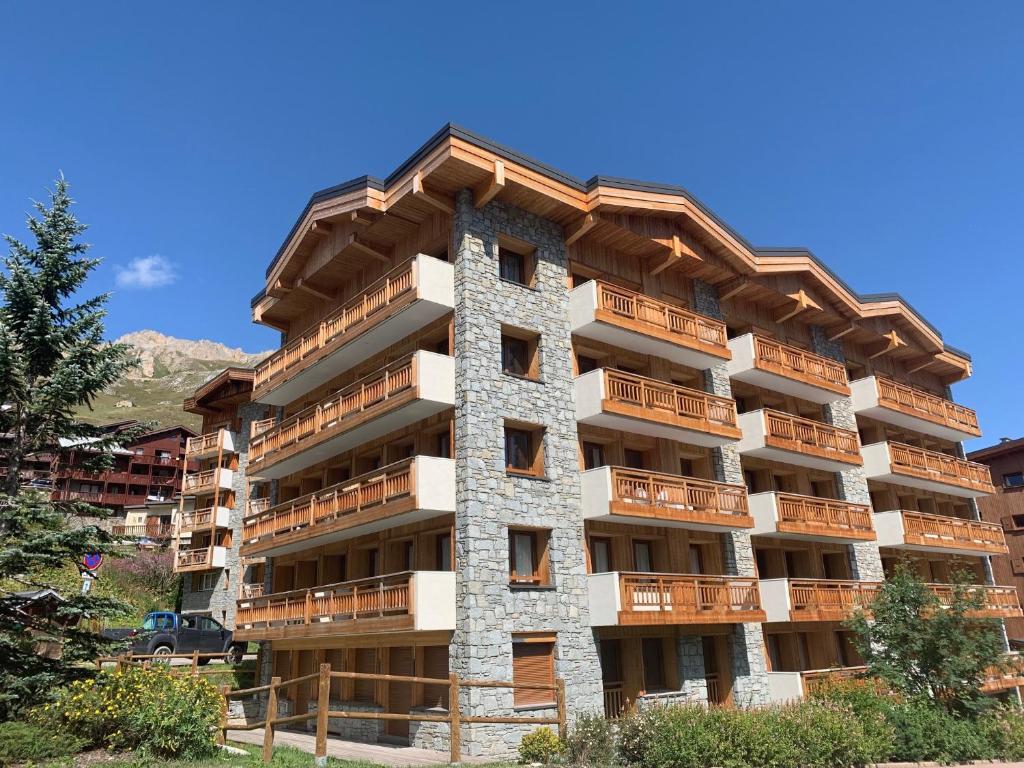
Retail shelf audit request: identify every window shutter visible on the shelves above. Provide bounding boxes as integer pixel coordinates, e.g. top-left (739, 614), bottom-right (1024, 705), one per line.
top-left (353, 647), bottom-right (377, 703)
top-left (422, 646), bottom-right (450, 709)
top-left (513, 642), bottom-right (555, 707)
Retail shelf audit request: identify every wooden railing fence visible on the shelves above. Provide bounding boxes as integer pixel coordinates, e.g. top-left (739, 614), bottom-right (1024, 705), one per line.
top-left (752, 335), bottom-right (848, 390)
top-left (595, 281), bottom-right (727, 348)
top-left (603, 369), bottom-right (737, 427)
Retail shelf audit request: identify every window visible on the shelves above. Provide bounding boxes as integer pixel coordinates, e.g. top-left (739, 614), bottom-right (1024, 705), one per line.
top-left (623, 449), bottom-right (646, 470)
top-left (512, 634), bottom-right (556, 707)
top-left (641, 638), bottom-right (666, 691)
top-left (497, 235), bottom-right (536, 286)
top-left (504, 421), bottom-right (544, 476)
top-left (599, 639), bottom-right (622, 684)
top-left (590, 537), bottom-right (612, 573)
top-left (633, 540), bottom-right (654, 573)
top-left (582, 442), bottom-right (605, 470)
top-left (197, 572), bottom-right (217, 591)
top-left (509, 529), bottom-right (551, 585)
top-left (436, 532), bottom-right (452, 571)
top-left (501, 326), bottom-right (540, 379)
top-left (1005, 472), bottom-right (1024, 488)
top-left (577, 355), bottom-right (599, 375)
top-left (435, 430), bottom-right (452, 459)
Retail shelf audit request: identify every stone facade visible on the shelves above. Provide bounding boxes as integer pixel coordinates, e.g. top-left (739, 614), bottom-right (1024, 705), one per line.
top-left (450, 191), bottom-right (603, 756)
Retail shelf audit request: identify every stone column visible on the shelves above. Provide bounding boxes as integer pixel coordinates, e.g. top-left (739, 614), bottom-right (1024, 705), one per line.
top-left (451, 191), bottom-right (603, 757)
top-left (694, 279), bottom-right (769, 706)
top-left (810, 327), bottom-right (885, 582)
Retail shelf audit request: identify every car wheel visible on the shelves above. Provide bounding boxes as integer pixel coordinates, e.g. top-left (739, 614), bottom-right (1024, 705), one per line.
top-left (225, 645), bottom-right (243, 665)
top-left (197, 656), bottom-right (212, 666)
top-left (152, 644), bottom-right (173, 662)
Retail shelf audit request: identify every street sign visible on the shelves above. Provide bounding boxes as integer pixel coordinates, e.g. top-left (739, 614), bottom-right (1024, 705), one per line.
top-left (82, 553), bottom-right (103, 571)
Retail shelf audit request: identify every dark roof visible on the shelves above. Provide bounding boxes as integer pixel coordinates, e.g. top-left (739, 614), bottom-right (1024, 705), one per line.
top-left (253, 123), bottom-right (969, 360)
top-left (967, 437), bottom-right (1024, 463)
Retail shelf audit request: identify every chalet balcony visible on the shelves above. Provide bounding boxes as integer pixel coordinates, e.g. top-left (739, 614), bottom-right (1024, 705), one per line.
top-left (726, 334), bottom-right (849, 403)
top-left (748, 492), bottom-right (875, 542)
top-left (874, 510), bottom-right (1007, 556)
top-left (736, 409), bottom-right (862, 472)
top-left (111, 523), bottom-right (174, 541)
top-left (767, 667), bottom-right (868, 702)
top-left (233, 571), bottom-right (455, 641)
top-left (247, 351), bottom-right (455, 481)
top-left (575, 369), bottom-right (740, 447)
top-left (760, 578), bottom-right (881, 623)
top-left (240, 456), bottom-right (454, 558)
top-left (929, 583), bottom-right (1022, 618)
top-left (178, 505), bottom-right (232, 534)
top-left (981, 654), bottom-right (1024, 694)
top-left (580, 466), bottom-right (752, 531)
top-left (861, 441), bottom-right (994, 498)
top-left (182, 467), bottom-right (233, 496)
top-left (587, 571), bottom-right (765, 626)
top-left (185, 429), bottom-right (238, 460)
top-left (253, 255), bottom-right (455, 406)
top-left (569, 280), bottom-right (730, 369)
top-left (850, 376), bottom-right (981, 442)
top-left (174, 545), bottom-right (227, 573)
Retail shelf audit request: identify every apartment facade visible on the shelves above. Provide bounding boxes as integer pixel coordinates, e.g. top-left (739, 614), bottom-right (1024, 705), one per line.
top-left (228, 125), bottom-right (1014, 755)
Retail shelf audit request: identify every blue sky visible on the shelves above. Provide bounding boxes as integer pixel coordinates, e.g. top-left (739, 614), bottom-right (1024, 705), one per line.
top-left (1, 2), bottom-right (1021, 448)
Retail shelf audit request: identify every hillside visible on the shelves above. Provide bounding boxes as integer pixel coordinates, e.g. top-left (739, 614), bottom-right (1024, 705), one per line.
top-left (76, 331), bottom-right (272, 430)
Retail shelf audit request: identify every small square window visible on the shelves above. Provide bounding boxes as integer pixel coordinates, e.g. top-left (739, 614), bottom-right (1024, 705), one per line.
top-left (1004, 472), bottom-right (1024, 489)
top-left (509, 528), bottom-right (551, 585)
top-left (501, 326), bottom-right (540, 380)
top-left (504, 421), bottom-right (545, 477)
top-left (497, 234), bottom-right (536, 287)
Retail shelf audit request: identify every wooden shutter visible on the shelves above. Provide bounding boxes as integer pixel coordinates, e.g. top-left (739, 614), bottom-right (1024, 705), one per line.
top-left (353, 647), bottom-right (377, 703)
top-left (422, 646), bottom-right (450, 709)
top-left (513, 641), bottom-right (555, 707)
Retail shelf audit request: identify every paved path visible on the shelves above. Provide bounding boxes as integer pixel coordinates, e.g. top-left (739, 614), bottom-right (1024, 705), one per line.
top-left (227, 727), bottom-right (487, 766)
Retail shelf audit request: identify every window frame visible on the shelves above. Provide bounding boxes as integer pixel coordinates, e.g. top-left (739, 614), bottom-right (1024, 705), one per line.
top-left (509, 528), bottom-right (552, 586)
top-left (497, 234), bottom-right (537, 287)
top-left (504, 421), bottom-right (545, 477)
top-left (512, 633), bottom-right (557, 708)
top-left (500, 325), bottom-right (541, 380)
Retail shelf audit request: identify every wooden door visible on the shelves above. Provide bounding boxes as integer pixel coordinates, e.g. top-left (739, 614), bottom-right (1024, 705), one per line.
top-left (386, 647), bottom-right (414, 741)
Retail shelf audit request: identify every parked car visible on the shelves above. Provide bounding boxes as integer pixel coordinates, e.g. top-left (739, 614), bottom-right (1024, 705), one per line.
top-left (108, 611), bottom-right (244, 664)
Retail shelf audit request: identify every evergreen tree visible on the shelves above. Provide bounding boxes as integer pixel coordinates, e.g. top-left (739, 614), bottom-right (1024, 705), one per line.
top-left (847, 562), bottom-right (1007, 712)
top-left (0, 177), bottom-right (137, 719)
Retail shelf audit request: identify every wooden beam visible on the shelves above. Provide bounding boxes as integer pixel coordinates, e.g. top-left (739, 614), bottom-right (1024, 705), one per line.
top-left (828, 324), bottom-right (857, 341)
top-left (650, 234), bottom-right (702, 275)
top-left (775, 289), bottom-right (822, 324)
top-left (868, 330), bottom-right (908, 360)
top-left (564, 213), bottom-right (596, 246)
top-left (412, 171), bottom-right (454, 215)
top-left (267, 279), bottom-right (292, 299)
top-left (308, 221), bottom-right (332, 240)
top-left (295, 279), bottom-right (333, 302)
top-left (346, 234), bottom-right (391, 264)
top-left (350, 210), bottom-right (379, 228)
top-left (906, 357), bottom-right (935, 375)
top-left (718, 279), bottom-right (750, 302)
top-left (474, 160), bottom-right (505, 209)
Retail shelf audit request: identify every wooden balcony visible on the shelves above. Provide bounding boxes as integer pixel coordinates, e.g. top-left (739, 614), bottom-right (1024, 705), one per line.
top-left (727, 334), bottom-right (849, 403)
top-left (928, 583), bottom-right (1022, 618)
top-left (247, 351), bottom-right (454, 481)
top-left (233, 571), bottom-right (455, 641)
top-left (760, 578), bottom-right (882, 622)
top-left (581, 466), bottom-right (752, 530)
top-left (737, 409), bottom-right (862, 472)
top-left (981, 655), bottom-right (1024, 694)
top-left (111, 523), bottom-right (174, 541)
top-left (874, 510), bottom-right (1007, 556)
top-left (253, 255), bottom-right (454, 406)
top-left (240, 456), bottom-right (454, 558)
top-left (861, 441), bottom-right (994, 498)
top-left (588, 572), bottom-right (765, 626)
top-left (178, 505), bottom-right (232, 534)
top-left (575, 369), bottom-right (740, 447)
top-left (182, 467), bottom-right (233, 496)
top-left (239, 582), bottom-right (264, 600)
top-left (570, 280), bottom-right (730, 369)
top-left (767, 667), bottom-right (868, 702)
top-left (851, 376), bottom-right (981, 442)
top-left (174, 545), bottom-right (227, 573)
top-left (749, 492), bottom-right (875, 542)
top-left (185, 429), bottom-right (237, 460)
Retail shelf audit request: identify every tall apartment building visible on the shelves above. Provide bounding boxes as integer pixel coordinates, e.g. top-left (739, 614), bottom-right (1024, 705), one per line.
top-left (223, 125), bottom-right (1014, 756)
top-left (970, 437), bottom-right (1024, 640)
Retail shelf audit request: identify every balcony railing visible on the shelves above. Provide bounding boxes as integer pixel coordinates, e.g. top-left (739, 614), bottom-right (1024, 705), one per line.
top-left (236, 572), bottom-right (413, 629)
top-left (603, 684), bottom-right (626, 719)
top-left (759, 409), bottom-right (861, 464)
top-left (603, 369), bottom-right (739, 432)
top-left (111, 523), bottom-right (174, 540)
top-left (788, 579), bottom-right (881, 621)
top-left (52, 490), bottom-right (104, 503)
top-left (750, 335), bottom-right (848, 394)
top-left (888, 442), bottom-right (994, 494)
top-left (981, 655), bottom-right (1024, 693)
top-left (875, 376), bottom-right (980, 437)
top-left (900, 510), bottom-right (1006, 554)
top-left (183, 467), bottom-right (230, 496)
top-left (775, 494), bottom-right (874, 538)
top-left (619, 572), bottom-right (763, 623)
top-left (607, 467), bottom-right (751, 527)
top-left (179, 505), bottom-right (230, 533)
top-left (928, 583), bottom-right (1022, 617)
top-left (176, 546), bottom-right (214, 569)
top-left (594, 280), bottom-right (728, 347)
top-left (249, 355), bottom-right (416, 467)
top-left (239, 583), bottom-right (265, 600)
top-left (243, 458), bottom-right (414, 546)
top-left (800, 667), bottom-right (869, 697)
top-left (185, 429), bottom-right (235, 458)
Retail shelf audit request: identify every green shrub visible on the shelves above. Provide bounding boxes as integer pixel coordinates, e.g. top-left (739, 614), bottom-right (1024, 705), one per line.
top-left (0, 720), bottom-right (82, 766)
top-left (31, 665), bottom-right (222, 759)
top-left (519, 726), bottom-right (564, 764)
top-left (885, 697), bottom-right (991, 763)
top-left (564, 712), bottom-right (616, 765)
top-left (808, 680), bottom-right (895, 761)
top-left (979, 705), bottom-right (1024, 760)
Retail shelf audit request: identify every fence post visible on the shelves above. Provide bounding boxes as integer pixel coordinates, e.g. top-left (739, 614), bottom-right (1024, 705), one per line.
top-left (556, 678), bottom-right (567, 741)
top-left (217, 685), bottom-right (230, 746)
top-left (315, 663), bottom-right (330, 767)
top-left (263, 676), bottom-right (280, 763)
top-left (191, 650), bottom-right (199, 675)
top-left (449, 672), bottom-right (461, 763)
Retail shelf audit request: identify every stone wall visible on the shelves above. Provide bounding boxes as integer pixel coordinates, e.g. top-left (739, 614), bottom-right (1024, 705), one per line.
top-left (450, 191), bottom-right (603, 757)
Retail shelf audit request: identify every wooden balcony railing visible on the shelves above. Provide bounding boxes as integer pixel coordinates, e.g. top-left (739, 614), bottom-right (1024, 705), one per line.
top-left (249, 355), bottom-right (416, 467)
top-left (594, 281), bottom-right (729, 353)
top-left (800, 667), bottom-right (869, 697)
top-left (176, 546), bottom-right (214, 569)
top-left (900, 510), bottom-right (1006, 553)
top-left (928, 583), bottom-right (1022, 617)
top-left (247, 497), bottom-right (271, 517)
top-left (888, 442), bottom-right (994, 494)
top-left (609, 467), bottom-right (751, 527)
top-left (619, 572), bottom-right (763, 623)
top-left (236, 572), bottom-right (413, 629)
top-left (243, 458), bottom-right (414, 546)
top-left (111, 523), bottom-right (174, 540)
top-left (981, 655), bottom-right (1024, 693)
top-left (603, 684), bottom-right (626, 719)
top-left (52, 490), bottom-right (104, 503)
top-left (752, 335), bottom-right (849, 394)
top-left (775, 494), bottom-right (874, 538)
top-left (179, 505), bottom-right (228, 532)
top-left (253, 259), bottom-right (418, 393)
top-left (788, 579), bottom-right (881, 621)
top-left (603, 369), bottom-right (738, 432)
top-left (763, 409), bottom-right (861, 463)
top-left (183, 468), bottom-right (226, 495)
top-left (239, 583), bottom-right (265, 600)
top-left (875, 376), bottom-right (980, 436)
top-left (185, 429), bottom-right (233, 458)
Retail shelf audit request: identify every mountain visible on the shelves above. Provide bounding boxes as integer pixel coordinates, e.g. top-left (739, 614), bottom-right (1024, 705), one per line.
top-left (75, 331), bottom-right (272, 431)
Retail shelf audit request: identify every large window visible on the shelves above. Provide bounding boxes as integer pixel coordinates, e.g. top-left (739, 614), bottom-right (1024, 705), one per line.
top-left (509, 528), bottom-right (551, 586)
top-left (512, 634), bottom-right (556, 707)
top-left (641, 638), bottom-right (666, 692)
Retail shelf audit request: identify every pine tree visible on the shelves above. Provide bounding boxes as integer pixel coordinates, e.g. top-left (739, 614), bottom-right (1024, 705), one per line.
top-left (0, 177), bottom-right (138, 718)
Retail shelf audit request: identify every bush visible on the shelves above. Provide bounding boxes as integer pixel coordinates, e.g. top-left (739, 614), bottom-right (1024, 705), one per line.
top-left (979, 705), bottom-right (1024, 760)
top-left (0, 720), bottom-right (83, 766)
top-left (519, 726), bottom-right (564, 764)
top-left (31, 665), bottom-right (222, 759)
top-left (564, 712), bottom-right (616, 765)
